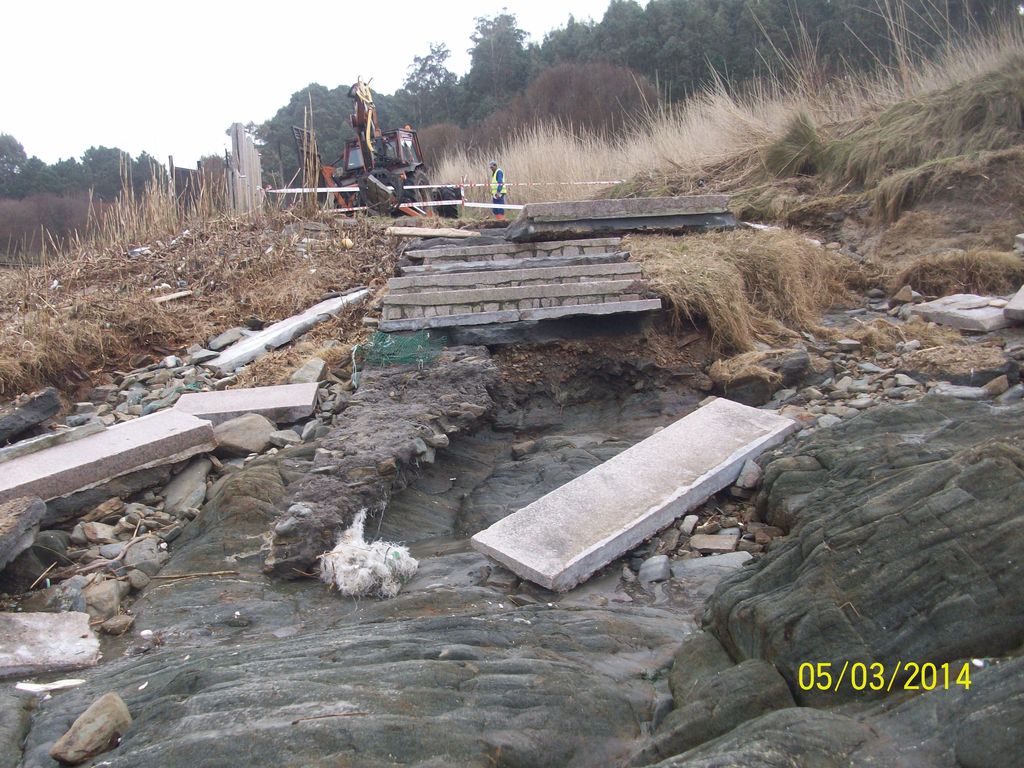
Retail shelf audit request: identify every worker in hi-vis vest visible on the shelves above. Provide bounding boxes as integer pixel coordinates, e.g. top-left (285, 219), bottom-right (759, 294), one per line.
top-left (489, 160), bottom-right (506, 220)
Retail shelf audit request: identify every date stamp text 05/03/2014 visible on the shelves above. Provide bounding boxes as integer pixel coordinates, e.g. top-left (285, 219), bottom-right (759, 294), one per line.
top-left (797, 661), bottom-right (974, 694)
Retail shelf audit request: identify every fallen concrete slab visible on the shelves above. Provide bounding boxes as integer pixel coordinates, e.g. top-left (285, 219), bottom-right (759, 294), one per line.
top-left (174, 382), bottom-right (319, 426)
top-left (387, 262), bottom-right (642, 294)
top-left (379, 299), bottom-right (662, 332)
top-left (471, 398), bottom-right (797, 591)
top-left (204, 289), bottom-right (368, 374)
top-left (910, 293), bottom-right (1012, 332)
top-left (1005, 285), bottom-right (1024, 322)
top-left (404, 237), bottom-right (621, 264)
top-left (387, 226), bottom-right (480, 239)
top-left (399, 251), bottom-right (628, 276)
top-left (0, 612), bottom-right (100, 678)
top-left (505, 196), bottom-right (737, 242)
top-left (0, 410), bottom-right (215, 505)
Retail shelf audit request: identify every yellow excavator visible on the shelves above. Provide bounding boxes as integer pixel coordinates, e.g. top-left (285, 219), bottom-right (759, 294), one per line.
top-left (292, 77), bottom-right (459, 217)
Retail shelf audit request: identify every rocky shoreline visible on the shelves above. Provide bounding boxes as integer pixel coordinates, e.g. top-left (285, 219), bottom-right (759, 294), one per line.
top-left (2, 293), bottom-right (1023, 767)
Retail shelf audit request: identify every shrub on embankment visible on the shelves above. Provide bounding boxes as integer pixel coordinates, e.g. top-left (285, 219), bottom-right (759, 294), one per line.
top-left (630, 229), bottom-right (851, 353)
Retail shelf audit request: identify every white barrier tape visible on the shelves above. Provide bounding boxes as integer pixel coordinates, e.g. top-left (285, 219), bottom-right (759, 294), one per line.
top-left (268, 179), bottom-right (622, 194)
top-left (461, 201), bottom-right (525, 210)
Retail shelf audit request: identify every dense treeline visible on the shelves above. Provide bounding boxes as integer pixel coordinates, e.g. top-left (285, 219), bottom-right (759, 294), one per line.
top-left (258, 0), bottom-right (1016, 184)
top-left (2, 0), bottom-right (1017, 233)
top-left (0, 136), bottom-right (169, 255)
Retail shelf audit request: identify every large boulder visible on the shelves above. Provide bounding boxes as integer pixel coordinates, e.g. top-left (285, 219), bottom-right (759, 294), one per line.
top-left (213, 413), bottom-right (276, 457)
top-left (703, 395), bottom-right (1024, 705)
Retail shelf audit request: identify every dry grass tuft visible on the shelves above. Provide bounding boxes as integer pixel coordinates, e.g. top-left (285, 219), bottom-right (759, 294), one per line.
top-left (889, 250), bottom-right (1024, 297)
top-left (826, 317), bottom-right (962, 351)
top-left (707, 350), bottom-right (787, 389)
top-left (629, 229), bottom-right (852, 352)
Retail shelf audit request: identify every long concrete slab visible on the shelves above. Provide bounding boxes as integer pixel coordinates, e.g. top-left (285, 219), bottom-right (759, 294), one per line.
top-left (204, 289), bottom-right (369, 374)
top-left (398, 252), bottom-right (629, 276)
top-left (471, 398), bottom-right (798, 591)
top-left (387, 262), bottom-right (642, 293)
top-left (1005, 285), bottom-right (1024, 322)
top-left (405, 238), bottom-right (621, 263)
top-left (0, 410), bottom-right (215, 504)
top-left (385, 260), bottom-right (634, 292)
top-left (383, 279), bottom-right (640, 308)
top-left (909, 293), bottom-right (1012, 331)
top-left (0, 612), bottom-right (100, 678)
top-left (174, 382), bottom-right (319, 426)
top-left (379, 299), bottom-right (662, 332)
top-left (517, 196), bottom-right (731, 222)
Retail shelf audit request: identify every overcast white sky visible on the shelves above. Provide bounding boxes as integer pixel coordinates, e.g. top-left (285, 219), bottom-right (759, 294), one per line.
top-left (1, 1), bottom-right (620, 167)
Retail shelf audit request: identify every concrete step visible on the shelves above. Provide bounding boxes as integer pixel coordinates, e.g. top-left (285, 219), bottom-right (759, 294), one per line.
top-left (0, 410), bottom-right (216, 505)
top-left (398, 251), bottom-right (629, 276)
top-left (405, 237), bottom-right (621, 264)
top-left (470, 397), bottom-right (798, 591)
top-left (387, 262), bottom-right (642, 295)
top-left (381, 279), bottom-right (645, 323)
top-left (505, 195), bottom-right (736, 242)
top-left (378, 298), bottom-right (663, 332)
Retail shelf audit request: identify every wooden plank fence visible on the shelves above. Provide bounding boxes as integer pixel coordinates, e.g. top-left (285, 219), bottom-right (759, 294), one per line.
top-left (227, 123), bottom-right (263, 214)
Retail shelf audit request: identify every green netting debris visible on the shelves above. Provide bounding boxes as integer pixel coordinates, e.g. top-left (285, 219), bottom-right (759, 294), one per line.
top-left (352, 330), bottom-right (449, 387)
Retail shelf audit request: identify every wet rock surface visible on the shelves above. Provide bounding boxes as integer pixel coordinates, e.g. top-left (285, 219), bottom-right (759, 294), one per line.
top-left (20, 365), bottom-right (701, 768)
top-left (704, 396), bottom-right (1024, 705)
top-left (9, 311), bottom-right (1024, 767)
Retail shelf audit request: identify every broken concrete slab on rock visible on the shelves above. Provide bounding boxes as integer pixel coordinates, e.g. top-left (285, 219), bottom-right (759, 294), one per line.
top-left (203, 289), bottom-right (369, 375)
top-left (505, 196), bottom-right (737, 242)
top-left (175, 382), bottom-right (319, 426)
top-left (0, 612), bottom-right (99, 678)
top-left (471, 398), bottom-right (798, 591)
top-left (0, 497), bottom-right (45, 571)
top-left (909, 293), bottom-right (1013, 331)
top-left (0, 410), bottom-right (215, 506)
top-left (0, 388), bottom-right (61, 444)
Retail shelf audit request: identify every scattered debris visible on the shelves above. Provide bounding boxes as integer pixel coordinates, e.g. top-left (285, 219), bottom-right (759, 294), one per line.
top-left (15, 678), bottom-right (85, 694)
top-left (386, 226), bottom-right (480, 239)
top-left (318, 510), bottom-right (418, 598)
top-left (150, 290), bottom-right (192, 305)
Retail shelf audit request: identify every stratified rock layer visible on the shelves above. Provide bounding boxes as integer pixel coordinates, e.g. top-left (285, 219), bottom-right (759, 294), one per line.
top-left (703, 395), bottom-right (1024, 705)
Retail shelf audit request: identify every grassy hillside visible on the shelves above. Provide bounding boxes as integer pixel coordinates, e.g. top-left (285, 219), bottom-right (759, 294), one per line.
top-left (439, 26), bottom-right (1024, 262)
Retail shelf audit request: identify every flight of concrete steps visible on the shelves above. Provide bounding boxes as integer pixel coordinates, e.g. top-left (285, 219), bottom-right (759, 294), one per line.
top-left (379, 237), bottom-right (662, 332)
